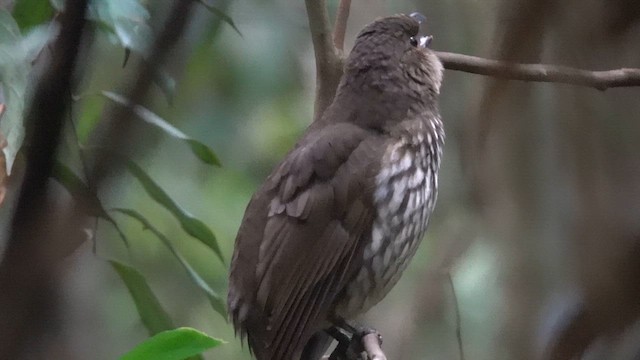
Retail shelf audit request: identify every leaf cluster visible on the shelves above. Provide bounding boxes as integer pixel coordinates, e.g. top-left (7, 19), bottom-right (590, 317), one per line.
top-left (2, 0), bottom-right (240, 358)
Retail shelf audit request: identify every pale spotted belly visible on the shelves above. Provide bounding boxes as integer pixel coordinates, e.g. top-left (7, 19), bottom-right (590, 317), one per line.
top-left (334, 131), bottom-right (440, 318)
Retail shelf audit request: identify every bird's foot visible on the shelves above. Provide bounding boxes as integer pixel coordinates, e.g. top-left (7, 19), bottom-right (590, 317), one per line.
top-left (326, 318), bottom-right (385, 360)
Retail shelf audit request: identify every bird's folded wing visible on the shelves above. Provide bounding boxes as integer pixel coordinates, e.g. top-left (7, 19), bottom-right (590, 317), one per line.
top-left (253, 122), bottom-right (386, 359)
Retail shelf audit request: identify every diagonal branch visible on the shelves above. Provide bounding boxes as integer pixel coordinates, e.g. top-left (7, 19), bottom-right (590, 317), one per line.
top-left (361, 333), bottom-right (387, 360)
top-left (332, 0), bottom-right (351, 52)
top-left (305, 0), bottom-right (344, 122)
top-left (436, 51), bottom-right (640, 91)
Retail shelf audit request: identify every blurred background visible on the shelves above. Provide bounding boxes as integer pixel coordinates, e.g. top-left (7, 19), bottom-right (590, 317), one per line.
top-left (1, 0), bottom-right (640, 359)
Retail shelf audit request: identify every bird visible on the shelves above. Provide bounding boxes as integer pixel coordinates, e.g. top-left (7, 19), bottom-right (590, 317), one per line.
top-left (228, 13), bottom-right (444, 360)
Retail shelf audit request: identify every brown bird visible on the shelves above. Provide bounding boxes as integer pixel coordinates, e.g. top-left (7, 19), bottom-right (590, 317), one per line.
top-left (228, 13), bottom-right (444, 360)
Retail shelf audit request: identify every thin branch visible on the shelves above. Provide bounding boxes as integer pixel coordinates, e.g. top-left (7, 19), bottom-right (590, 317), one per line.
top-left (447, 273), bottom-right (465, 360)
top-left (332, 0), bottom-right (351, 52)
top-left (435, 51), bottom-right (640, 91)
top-left (305, 0), bottom-right (338, 74)
top-left (305, 0), bottom-right (344, 122)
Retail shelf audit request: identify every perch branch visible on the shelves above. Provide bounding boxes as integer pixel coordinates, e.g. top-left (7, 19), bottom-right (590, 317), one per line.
top-left (362, 333), bottom-right (387, 360)
top-left (305, 0), bottom-right (344, 122)
top-left (326, 329), bottom-right (387, 360)
top-left (435, 51), bottom-right (640, 90)
top-left (332, 0), bottom-right (351, 52)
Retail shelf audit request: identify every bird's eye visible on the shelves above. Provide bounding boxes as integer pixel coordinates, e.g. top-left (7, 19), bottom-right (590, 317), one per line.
top-left (409, 36), bottom-right (418, 47)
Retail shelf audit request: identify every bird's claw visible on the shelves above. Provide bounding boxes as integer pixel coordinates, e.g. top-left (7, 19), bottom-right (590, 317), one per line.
top-left (326, 319), bottom-right (383, 359)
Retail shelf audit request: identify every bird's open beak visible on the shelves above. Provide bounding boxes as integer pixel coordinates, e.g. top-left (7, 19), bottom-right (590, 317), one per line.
top-left (419, 35), bottom-right (433, 48)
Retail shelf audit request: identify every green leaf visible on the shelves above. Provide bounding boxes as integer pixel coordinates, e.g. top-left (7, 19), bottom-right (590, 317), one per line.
top-left (52, 161), bottom-right (130, 247)
top-left (111, 17), bottom-right (152, 56)
top-left (57, 0), bottom-right (171, 103)
top-left (74, 95), bottom-right (104, 144)
top-left (13, 0), bottom-right (54, 31)
top-left (0, 10), bottom-right (50, 175)
top-left (52, 161), bottom-right (108, 218)
top-left (120, 327), bottom-right (224, 360)
top-left (197, 0), bottom-right (242, 37)
top-left (123, 159), bottom-right (224, 263)
top-left (88, 0), bottom-right (152, 56)
top-left (53, 0), bottom-right (153, 58)
top-left (152, 68), bottom-right (176, 105)
top-left (112, 208), bottom-right (227, 318)
top-left (102, 91), bottom-right (220, 166)
top-left (110, 260), bottom-right (175, 335)
top-left (185, 139), bottom-right (220, 166)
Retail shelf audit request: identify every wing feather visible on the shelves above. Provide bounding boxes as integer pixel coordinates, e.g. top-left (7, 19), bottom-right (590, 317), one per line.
top-left (271, 221), bottom-right (349, 359)
top-left (228, 122), bottom-right (387, 360)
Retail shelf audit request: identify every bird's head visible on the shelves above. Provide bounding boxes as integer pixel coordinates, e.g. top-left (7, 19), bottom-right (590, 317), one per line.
top-left (343, 13), bottom-right (443, 101)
